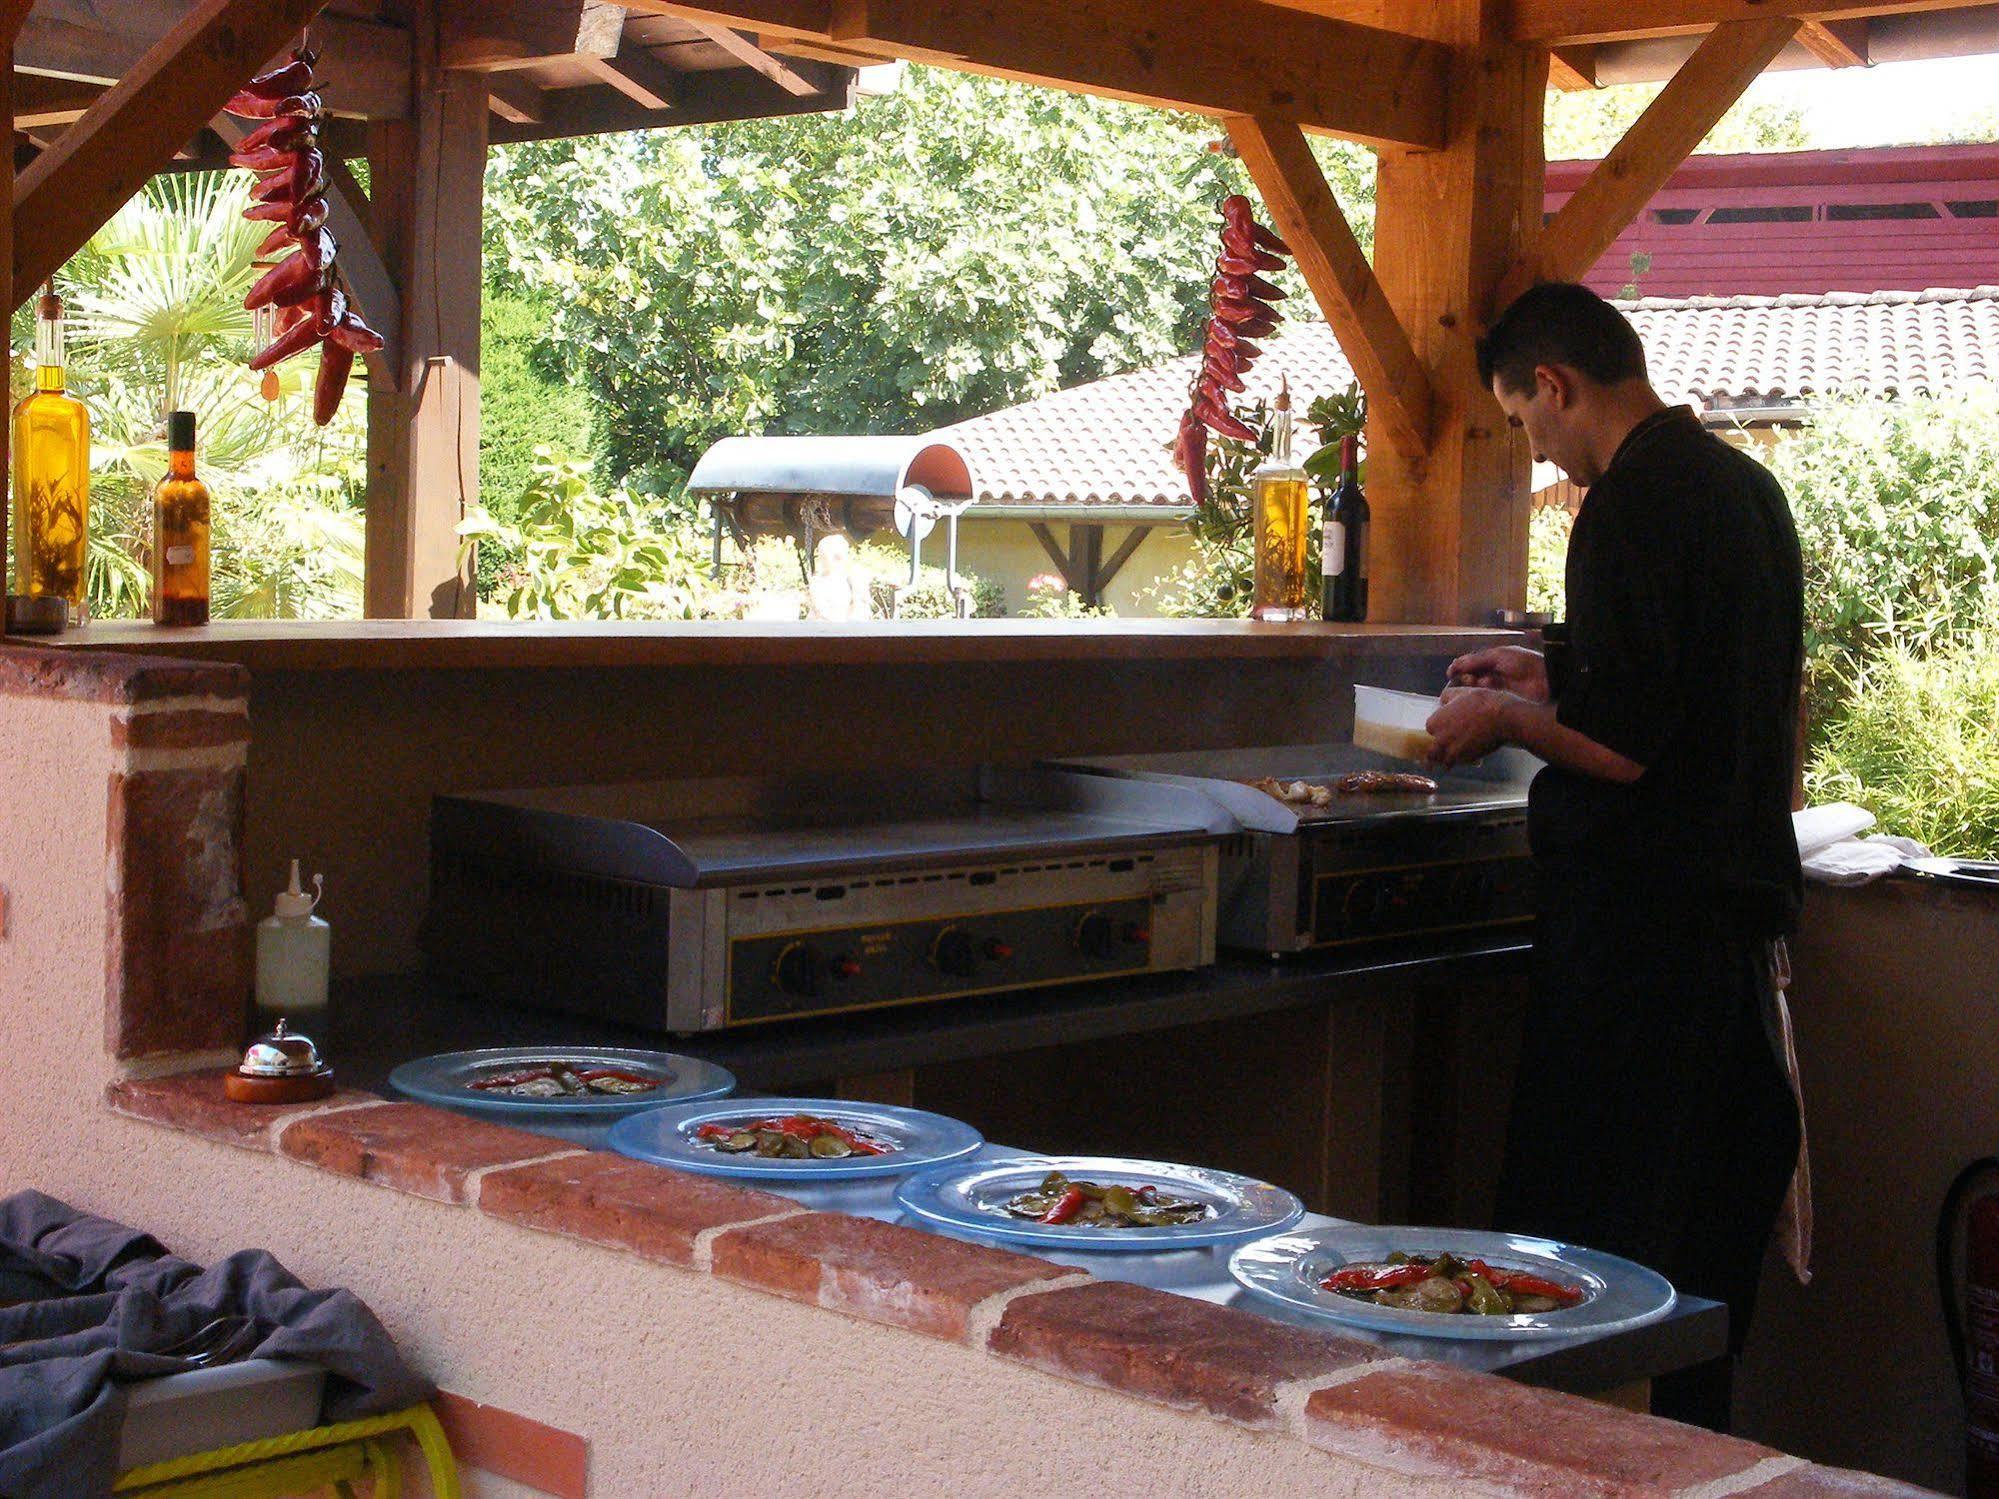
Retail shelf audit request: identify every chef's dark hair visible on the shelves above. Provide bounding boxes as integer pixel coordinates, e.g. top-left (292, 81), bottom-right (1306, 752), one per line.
top-left (1477, 282), bottom-right (1648, 396)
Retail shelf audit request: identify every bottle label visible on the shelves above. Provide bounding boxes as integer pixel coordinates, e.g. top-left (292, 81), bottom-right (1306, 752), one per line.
top-left (165, 545), bottom-right (195, 566)
top-left (1325, 520), bottom-right (1346, 577)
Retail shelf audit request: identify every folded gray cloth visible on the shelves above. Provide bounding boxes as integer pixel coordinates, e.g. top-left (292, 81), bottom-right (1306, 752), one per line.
top-left (0, 1189), bottom-right (433, 1499)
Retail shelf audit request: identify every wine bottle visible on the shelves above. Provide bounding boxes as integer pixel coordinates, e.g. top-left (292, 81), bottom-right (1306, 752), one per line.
top-left (152, 410), bottom-right (210, 627)
top-left (1322, 434), bottom-right (1369, 623)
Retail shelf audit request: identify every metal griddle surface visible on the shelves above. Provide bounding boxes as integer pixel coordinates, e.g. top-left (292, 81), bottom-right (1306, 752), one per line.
top-left (1054, 744), bottom-right (1533, 833)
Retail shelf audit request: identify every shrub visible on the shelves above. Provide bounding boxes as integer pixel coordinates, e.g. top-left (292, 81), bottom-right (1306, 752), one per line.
top-left (1526, 505), bottom-right (1572, 617)
top-left (1806, 635), bottom-right (1999, 859)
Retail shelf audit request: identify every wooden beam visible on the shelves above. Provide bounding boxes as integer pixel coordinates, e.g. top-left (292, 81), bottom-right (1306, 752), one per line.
top-left (632, 0), bottom-right (1453, 147)
top-left (757, 31), bottom-right (881, 67)
top-left (441, 0), bottom-right (625, 72)
top-left (363, 51), bottom-right (486, 620)
top-left (1094, 527), bottom-right (1150, 598)
top-left (685, 19), bottom-right (819, 93)
top-left (1227, 115), bottom-right (1434, 461)
top-left (1029, 522), bottom-right (1075, 588)
top-left (1797, 18), bottom-right (1872, 64)
top-left (578, 47), bottom-right (683, 110)
top-left (12, 74), bottom-right (106, 128)
top-left (16, 5), bottom-right (408, 120)
top-left (210, 113), bottom-right (402, 381)
top-left (1528, 18), bottom-right (1801, 290)
top-left (14, 0), bottom-right (330, 303)
top-left (1365, 3), bottom-right (1545, 625)
top-left (1547, 46), bottom-right (1600, 88)
top-left (1512, 0), bottom-right (1977, 47)
top-left (483, 72), bottom-right (548, 125)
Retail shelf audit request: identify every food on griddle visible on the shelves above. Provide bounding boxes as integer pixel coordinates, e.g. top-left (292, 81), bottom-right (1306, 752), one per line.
top-left (1245, 776), bottom-right (1334, 807)
top-left (694, 1114), bottom-right (891, 1159)
top-left (1322, 1251), bottom-right (1584, 1315)
top-left (1001, 1171), bottom-right (1211, 1228)
top-left (468, 1060), bottom-right (661, 1098)
top-left (1334, 771), bottom-right (1439, 795)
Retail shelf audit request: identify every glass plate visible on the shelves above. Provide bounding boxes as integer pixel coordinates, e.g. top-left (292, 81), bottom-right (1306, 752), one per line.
top-left (894, 1155), bottom-right (1305, 1252)
top-left (388, 1047), bottom-right (735, 1120)
top-left (1228, 1225), bottom-right (1676, 1340)
top-left (607, 1098), bottom-right (984, 1181)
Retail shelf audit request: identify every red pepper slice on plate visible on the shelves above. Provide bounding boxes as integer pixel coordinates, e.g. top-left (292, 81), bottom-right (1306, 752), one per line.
top-left (1321, 1262), bottom-right (1432, 1293)
top-left (1040, 1186), bottom-right (1089, 1224)
top-left (1499, 1272), bottom-right (1583, 1306)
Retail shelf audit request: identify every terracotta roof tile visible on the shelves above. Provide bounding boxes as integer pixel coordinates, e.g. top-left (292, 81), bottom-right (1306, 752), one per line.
top-left (935, 286), bottom-right (1999, 514)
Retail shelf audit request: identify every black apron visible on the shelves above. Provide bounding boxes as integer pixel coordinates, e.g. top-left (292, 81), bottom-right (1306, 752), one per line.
top-left (1493, 869), bottom-right (1800, 1356)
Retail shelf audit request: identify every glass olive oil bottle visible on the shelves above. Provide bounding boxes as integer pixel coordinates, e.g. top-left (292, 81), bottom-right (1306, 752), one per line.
top-left (1250, 379), bottom-right (1311, 622)
top-left (152, 410), bottom-right (210, 626)
top-left (11, 282), bottom-right (91, 623)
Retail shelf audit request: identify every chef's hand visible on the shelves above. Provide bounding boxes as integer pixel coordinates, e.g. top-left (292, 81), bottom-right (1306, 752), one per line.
top-left (1445, 645), bottom-right (1549, 703)
top-left (1426, 687), bottom-right (1518, 769)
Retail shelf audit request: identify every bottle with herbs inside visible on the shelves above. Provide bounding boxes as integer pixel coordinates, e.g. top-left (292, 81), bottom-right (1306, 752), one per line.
top-left (1250, 378), bottom-right (1311, 622)
top-left (1322, 434), bottom-right (1369, 623)
top-left (11, 281), bottom-right (91, 626)
top-left (151, 410), bottom-right (210, 626)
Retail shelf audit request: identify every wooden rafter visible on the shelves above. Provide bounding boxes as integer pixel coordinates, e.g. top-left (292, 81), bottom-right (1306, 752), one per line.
top-left (1226, 114), bottom-right (1434, 461)
top-left (483, 73), bottom-right (549, 124)
top-left (580, 47), bottom-right (682, 109)
top-left (14, 0), bottom-right (331, 302)
top-left (1547, 46), bottom-right (1600, 89)
top-left (631, 0), bottom-right (1453, 147)
top-left (1511, 0), bottom-right (1980, 47)
top-left (209, 114), bottom-right (402, 382)
top-left (1797, 19), bottom-right (1871, 64)
top-left (1523, 18), bottom-right (1802, 293)
top-left (686, 19), bottom-right (819, 94)
top-left (440, 0), bottom-right (625, 71)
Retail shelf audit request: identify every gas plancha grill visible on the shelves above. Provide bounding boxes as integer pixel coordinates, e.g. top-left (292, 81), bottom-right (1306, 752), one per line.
top-left (423, 769), bottom-right (1224, 1033)
top-left (1051, 745), bottom-right (1537, 958)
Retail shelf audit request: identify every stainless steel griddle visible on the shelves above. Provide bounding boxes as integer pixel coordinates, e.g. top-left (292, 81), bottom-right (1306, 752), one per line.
top-left (1051, 745), bottom-right (1539, 956)
top-left (423, 769), bottom-right (1225, 1032)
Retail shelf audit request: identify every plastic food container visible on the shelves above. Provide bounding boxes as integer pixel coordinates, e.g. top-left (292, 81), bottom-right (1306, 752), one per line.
top-left (1352, 684), bottom-right (1440, 763)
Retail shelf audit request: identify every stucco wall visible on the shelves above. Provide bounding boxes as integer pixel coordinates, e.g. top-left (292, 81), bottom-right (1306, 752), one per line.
top-left (950, 521), bottom-right (1200, 616)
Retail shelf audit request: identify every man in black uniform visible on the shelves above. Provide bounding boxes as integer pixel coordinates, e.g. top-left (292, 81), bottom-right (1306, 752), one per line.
top-left (1425, 282), bottom-right (1804, 1432)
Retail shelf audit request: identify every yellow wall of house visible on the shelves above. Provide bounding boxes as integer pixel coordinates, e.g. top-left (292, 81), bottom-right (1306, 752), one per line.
top-left (944, 522), bottom-right (1201, 616)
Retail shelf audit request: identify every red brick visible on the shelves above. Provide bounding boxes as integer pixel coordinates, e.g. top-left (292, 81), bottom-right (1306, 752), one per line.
top-left (710, 1212), bottom-right (1077, 1341)
top-left (1739, 1464), bottom-right (1945, 1497)
top-left (277, 1101), bottom-right (563, 1203)
top-left (1303, 1361), bottom-right (1779, 1498)
top-left (107, 1069), bottom-right (380, 1151)
top-left (111, 708), bottom-right (251, 752)
top-left (0, 643), bottom-right (246, 705)
top-left (476, 1152), bottom-right (802, 1266)
top-left (106, 765), bottom-right (252, 1059)
top-left (987, 1279), bottom-right (1389, 1427)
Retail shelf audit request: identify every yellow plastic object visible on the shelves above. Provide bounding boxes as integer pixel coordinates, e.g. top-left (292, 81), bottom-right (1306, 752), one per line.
top-left (112, 1402), bottom-right (456, 1499)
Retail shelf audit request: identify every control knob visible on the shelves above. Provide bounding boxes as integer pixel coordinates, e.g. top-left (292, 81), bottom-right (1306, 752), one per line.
top-left (931, 928), bottom-right (978, 978)
top-left (1074, 912), bottom-right (1116, 959)
top-left (774, 944), bottom-right (823, 997)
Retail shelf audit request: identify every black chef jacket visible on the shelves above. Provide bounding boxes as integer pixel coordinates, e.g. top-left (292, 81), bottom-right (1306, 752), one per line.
top-left (1531, 404), bottom-right (1804, 936)
top-left (1496, 406), bottom-right (1805, 1422)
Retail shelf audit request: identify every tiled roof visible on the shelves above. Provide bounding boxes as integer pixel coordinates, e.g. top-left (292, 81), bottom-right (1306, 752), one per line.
top-left (935, 285), bottom-right (1999, 515)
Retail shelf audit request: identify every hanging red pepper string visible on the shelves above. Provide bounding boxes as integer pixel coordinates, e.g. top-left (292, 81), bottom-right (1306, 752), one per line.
top-left (228, 47), bottom-right (380, 423)
top-left (1172, 192), bottom-right (1294, 507)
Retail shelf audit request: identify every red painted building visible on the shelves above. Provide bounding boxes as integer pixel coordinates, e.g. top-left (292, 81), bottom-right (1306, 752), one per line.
top-left (1546, 144), bottom-right (1999, 299)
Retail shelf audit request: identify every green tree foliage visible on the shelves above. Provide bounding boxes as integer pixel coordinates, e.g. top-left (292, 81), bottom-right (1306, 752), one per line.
top-left (482, 65), bottom-right (1362, 494)
top-left (1545, 83), bottom-right (1813, 162)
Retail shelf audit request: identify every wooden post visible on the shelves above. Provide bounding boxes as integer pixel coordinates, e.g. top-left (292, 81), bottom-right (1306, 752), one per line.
top-left (1364, 0), bottom-right (1547, 625)
top-left (364, 0), bottom-right (486, 619)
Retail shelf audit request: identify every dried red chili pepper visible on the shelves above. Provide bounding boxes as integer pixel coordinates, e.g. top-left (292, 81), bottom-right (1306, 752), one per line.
top-left (312, 342), bottom-right (356, 426)
top-left (249, 305), bottom-right (327, 371)
top-left (244, 251), bottom-right (317, 310)
top-left (235, 114), bottom-right (316, 154)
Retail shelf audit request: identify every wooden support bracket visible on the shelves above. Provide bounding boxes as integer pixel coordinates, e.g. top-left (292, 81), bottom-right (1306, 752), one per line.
top-left (1227, 114), bottom-right (1434, 462)
top-left (1513, 0), bottom-right (1970, 47)
top-left (580, 47), bottom-right (683, 110)
top-left (210, 115), bottom-right (402, 382)
top-left (1547, 46), bottom-right (1600, 89)
top-left (1797, 19), bottom-right (1870, 66)
top-left (1504, 16), bottom-right (1801, 304)
top-left (14, 0), bottom-right (331, 302)
top-left (484, 73), bottom-right (549, 125)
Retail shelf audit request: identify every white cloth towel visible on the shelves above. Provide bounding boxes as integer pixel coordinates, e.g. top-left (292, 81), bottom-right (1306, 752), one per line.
top-left (1793, 802), bottom-right (1933, 885)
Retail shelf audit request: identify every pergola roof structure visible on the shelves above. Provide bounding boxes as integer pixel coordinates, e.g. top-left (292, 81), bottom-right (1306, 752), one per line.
top-left (1, 0), bottom-right (1995, 625)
